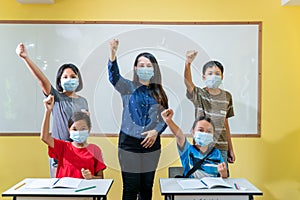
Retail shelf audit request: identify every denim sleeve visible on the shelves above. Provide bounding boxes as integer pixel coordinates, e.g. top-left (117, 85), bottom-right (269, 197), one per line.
top-left (108, 59), bottom-right (132, 95)
top-left (147, 104), bottom-right (167, 135)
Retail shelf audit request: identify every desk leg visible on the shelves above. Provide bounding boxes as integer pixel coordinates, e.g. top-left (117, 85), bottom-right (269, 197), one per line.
top-left (249, 195), bottom-right (254, 200)
top-left (94, 197), bottom-right (106, 200)
top-left (165, 195), bottom-right (174, 200)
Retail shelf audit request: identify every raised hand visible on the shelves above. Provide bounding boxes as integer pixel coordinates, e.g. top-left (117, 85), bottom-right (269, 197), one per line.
top-left (161, 108), bottom-right (174, 122)
top-left (43, 95), bottom-right (54, 112)
top-left (109, 39), bottom-right (119, 61)
top-left (16, 43), bottom-right (28, 59)
top-left (186, 50), bottom-right (198, 64)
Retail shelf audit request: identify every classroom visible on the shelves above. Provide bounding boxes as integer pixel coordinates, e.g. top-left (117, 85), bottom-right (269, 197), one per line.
top-left (0, 0), bottom-right (300, 199)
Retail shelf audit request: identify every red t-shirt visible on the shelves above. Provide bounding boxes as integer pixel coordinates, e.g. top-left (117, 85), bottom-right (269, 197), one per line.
top-left (48, 139), bottom-right (106, 178)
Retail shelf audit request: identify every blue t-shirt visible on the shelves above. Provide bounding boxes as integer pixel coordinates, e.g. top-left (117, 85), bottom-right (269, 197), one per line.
top-left (178, 138), bottom-right (224, 178)
top-left (108, 59), bottom-right (167, 139)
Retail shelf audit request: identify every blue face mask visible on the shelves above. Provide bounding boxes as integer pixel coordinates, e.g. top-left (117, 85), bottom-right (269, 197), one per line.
top-left (136, 67), bottom-right (154, 81)
top-left (70, 130), bottom-right (89, 143)
top-left (193, 131), bottom-right (214, 146)
top-left (204, 75), bottom-right (222, 89)
top-left (61, 78), bottom-right (79, 92)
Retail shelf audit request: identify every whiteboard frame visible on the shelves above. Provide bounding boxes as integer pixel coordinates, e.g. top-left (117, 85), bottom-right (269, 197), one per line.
top-left (0, 20), bottom-right (262, 137)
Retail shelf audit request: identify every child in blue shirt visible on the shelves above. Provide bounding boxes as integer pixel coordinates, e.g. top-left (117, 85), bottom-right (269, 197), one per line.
top-left (161, 109), bottom-right (228, 178)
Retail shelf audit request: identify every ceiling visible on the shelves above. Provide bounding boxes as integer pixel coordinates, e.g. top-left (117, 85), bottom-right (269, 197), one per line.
top-left (282, 0), bottom-right (300, 5)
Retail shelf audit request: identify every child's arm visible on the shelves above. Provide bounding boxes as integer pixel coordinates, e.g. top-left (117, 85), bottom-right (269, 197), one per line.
top-left (41, 95), bottom-right (54, 148)
top-left (161, 109), bottom-right (185, 149)
top-left (16, 43), bottom-right (51, 95)
top-left (184, 50), bottom-right (198, 94)
top-left (81, 168), bottom-right (104, 179)
top-left (217, 162), bottom-right (228, 178)
top-left (225, 118), bottom-right (235, 163)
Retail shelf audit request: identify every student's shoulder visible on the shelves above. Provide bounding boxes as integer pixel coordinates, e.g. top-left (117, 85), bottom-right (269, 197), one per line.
top-left (220, 89), bottom-right (233, 97)
top-left (220, 88), bottom-right (232, 94)
top-left (178, 137), bottom-right (191, 153)
top-left (76, 95), bottom-right (88, 101)
top-left (87, 143), bottom-right (102, 151)
top-left (209, 147), bottom-right (223, 157)
top-left (53, 138), bottom-right (71, 148)
top-left (191, 86), bottom-right (209, 96)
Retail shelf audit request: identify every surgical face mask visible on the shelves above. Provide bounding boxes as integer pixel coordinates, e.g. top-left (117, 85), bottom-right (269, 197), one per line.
top-left (193, 131), bottom-right (214, 146)
top-left (61, 78), bottom-right (79, 92)
top-left (204, 75), bottom-right (222, 89)
top-left (70, 130), bottom-right (89, 143)
top-left (136, 67), bottom-right (154, 81)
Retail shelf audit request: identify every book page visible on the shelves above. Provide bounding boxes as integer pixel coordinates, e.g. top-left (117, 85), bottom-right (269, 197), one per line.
top-left (177, 179), bottom-right (208, 190)
top-left (26, 178), bottom-right (58, 189)
top-left (201, 177), bottom-right (232, 189)
top-left (26, 178), bottom-right (82, 189)
top-left (54, 177), bottom-right (82, 188)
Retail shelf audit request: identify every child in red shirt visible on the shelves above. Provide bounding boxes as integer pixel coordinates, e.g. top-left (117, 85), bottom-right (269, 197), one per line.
top-left (41, 95), bottom-right (106, 179)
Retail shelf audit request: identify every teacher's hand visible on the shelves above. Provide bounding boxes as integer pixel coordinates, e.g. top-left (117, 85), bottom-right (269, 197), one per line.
top-left (109, 39), bottom-right (119, 61)
top-left (141, 130), bottom-right (158, 148)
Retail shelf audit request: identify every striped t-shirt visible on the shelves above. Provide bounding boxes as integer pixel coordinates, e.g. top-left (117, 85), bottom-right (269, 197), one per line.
top-left (186, 87), bottom-right (234, 150)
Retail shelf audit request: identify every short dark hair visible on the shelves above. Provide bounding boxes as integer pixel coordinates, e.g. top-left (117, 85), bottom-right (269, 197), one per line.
top-left (68, 112), bottom-right (91, 130)
top-left (202, 60), bottom-right (224, 75)
top-left (191, 115), bottom-right (215, 133)
top-left (55, 63), bottom-right (83, 92)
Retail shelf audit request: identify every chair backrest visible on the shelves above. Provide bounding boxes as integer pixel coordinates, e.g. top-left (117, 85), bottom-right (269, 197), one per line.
top-left (168, 166), bottom-right (184, 178)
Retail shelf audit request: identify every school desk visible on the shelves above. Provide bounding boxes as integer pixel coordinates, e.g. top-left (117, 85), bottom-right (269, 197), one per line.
top-left (2, 178), bottom-right (113, 200)
top-left (159, 177), bottom-right (262, 200)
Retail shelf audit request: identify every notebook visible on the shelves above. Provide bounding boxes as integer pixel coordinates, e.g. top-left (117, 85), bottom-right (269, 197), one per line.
top-left (26, 177), bottom-right (82, 189)
top-left (177, 177), bottom-right (232, 190)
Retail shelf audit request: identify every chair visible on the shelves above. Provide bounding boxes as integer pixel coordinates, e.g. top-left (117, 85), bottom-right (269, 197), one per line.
top-left (168, 166), bottom-right (184, 178)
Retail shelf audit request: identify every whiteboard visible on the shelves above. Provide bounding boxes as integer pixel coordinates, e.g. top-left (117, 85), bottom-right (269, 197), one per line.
top-left (0, 21), bottom-right (261, 136)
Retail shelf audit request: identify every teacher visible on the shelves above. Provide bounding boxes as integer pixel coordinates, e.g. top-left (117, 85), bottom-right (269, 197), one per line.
top-left (107, 39), bottom-right (168, 200)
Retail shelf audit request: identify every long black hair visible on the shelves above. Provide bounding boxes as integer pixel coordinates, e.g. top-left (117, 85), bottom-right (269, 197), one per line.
top-left (133, 52), bottom-right (168, 109)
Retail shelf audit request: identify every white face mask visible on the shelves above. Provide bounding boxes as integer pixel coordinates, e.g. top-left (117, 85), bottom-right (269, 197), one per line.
top-left (193, 131), bottom-right (214, 146)
top-left (70, 130), bottom-right (89, 143)
top-left (61, 78), bottom-right (79, 92)
top-left (204, 75), bottom-right (222, 89)
top-left (136, 67), bottom-right (154, 81)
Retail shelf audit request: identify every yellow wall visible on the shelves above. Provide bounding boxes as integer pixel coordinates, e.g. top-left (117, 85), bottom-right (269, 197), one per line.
top-left (1, 0), bottom-right (300, 199)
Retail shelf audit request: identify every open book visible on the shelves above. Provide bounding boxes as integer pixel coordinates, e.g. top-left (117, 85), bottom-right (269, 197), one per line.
top-left (177, 177), bottom-right (233, 190)
top-left (26, 177), bottom-right (82, 189)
